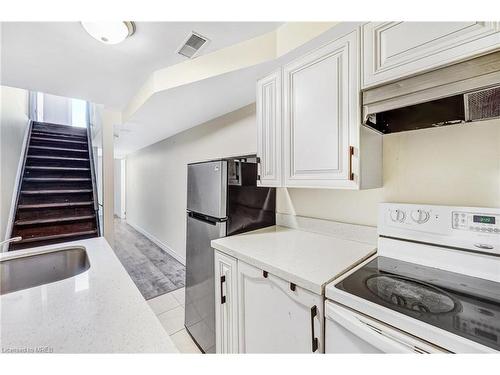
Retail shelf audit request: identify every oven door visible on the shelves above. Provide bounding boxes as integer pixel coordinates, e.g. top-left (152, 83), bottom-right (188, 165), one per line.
top-left (325, 301), bottom-right (447, 353)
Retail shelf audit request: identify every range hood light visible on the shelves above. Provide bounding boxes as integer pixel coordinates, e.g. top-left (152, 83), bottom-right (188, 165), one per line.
top-left (81, 22), bottom-right (135, 45)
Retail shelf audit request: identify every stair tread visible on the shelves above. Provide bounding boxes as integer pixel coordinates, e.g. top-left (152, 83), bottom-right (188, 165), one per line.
top-left (15, 230), bottom-right (97, 244)
top-left (21, 189), bottom-right (93, 194)
top-left (31, 136), bottom-right (87, 145)
top-left (15, 214), bottom-right (96, 226)
top-left (28, 155), bottom-right (89, 161)
top-left (25, 166), bottom-right (90, 171)
top-left (29, 145), bottom-right (88, 153)
top-left (23, 177), bottom-right (91, 182)
top-left (18, 201), bottom-right (94, 209)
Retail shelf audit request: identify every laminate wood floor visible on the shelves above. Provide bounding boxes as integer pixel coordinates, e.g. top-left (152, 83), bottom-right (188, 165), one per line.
top-left (112, 218), bottom-right (185, 300)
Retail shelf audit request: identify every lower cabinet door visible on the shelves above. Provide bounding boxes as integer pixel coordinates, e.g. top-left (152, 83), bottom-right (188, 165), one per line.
top-left (237, 261), bottom-right (324, 353)
top-left (214, 250), bottom-right (239, 353)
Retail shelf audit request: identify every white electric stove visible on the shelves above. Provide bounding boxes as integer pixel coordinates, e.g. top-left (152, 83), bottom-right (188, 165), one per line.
top-left (325, 203), bottom-right (500, 353)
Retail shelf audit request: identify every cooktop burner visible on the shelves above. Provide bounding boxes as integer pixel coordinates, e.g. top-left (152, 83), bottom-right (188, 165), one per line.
top-left (365, 275), bottom-right (457, 314)
top-left (336, 257), bottom-right (500, 351)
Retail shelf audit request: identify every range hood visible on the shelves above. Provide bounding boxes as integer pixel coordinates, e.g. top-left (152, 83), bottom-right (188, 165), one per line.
top-left (363, 51), bottom-right (500, 134)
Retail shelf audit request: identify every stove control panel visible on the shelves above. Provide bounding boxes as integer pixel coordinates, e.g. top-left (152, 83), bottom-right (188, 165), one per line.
top-left (379, 203), bottom-right (500, 256)
top-left (387, 207), bottom-right (436, 226)
top-left (452, 211), bottom-right (500, 234)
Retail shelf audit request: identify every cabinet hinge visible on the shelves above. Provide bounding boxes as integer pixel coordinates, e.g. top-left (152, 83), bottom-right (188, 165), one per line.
top-left (257, 174), bottom-right (261, 181)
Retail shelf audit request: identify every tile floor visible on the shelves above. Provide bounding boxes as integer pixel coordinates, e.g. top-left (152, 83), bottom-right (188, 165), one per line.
top-left (148, 288), bottom-right (201, 353)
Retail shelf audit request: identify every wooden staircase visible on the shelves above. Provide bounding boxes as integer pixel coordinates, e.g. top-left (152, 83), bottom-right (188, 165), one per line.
top-left (9, 122), bottom-right (100, 251)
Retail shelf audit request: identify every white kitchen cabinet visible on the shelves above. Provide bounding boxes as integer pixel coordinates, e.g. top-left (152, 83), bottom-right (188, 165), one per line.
top-left (214, 250), bottom-right (238, 353)
top-left (362, 22), bottom-right (500, 88)
top-left (256, 28), bottom-right (381, 190)
top-left (256, 70), bottom-right (282, 187)
top-left (236, 261), bottom-right (323, 353)
top-left (282, 29), bottom-right (380, 189)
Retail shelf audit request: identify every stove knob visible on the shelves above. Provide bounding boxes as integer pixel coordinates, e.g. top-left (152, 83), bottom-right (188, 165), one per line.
top-left (390, 209), bottom-right (406, 223)
top-left (411, 209), bottom-right (430, 224)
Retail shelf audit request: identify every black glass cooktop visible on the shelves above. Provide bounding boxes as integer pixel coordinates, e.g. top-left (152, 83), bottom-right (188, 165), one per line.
top-left (335, 257), bottom-right (500, 351)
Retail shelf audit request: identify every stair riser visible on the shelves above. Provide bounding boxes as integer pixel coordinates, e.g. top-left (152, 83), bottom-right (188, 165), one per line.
top-left (15, 206), bottom-right (95, 222)
top-left (30, 138), bottom-right (88, 151)
top-left (26, 157), bottom-right (90, 169)
top-left (18, 192), bottom-right (94, 206)
top-left (12, 220), bottom-right (97, 239)
top-left (9, 233), bottom-right (97, 251)
top-left (28, 147), bottom-right (89, 158)
top-left (21, 180), bottom-right (93, 190)
top-left (24, 169), bottom-right (91, 179)
top-left (31, 131), bottom-right (87, 142)
top-left (33, 123), bottom-right (87, 137)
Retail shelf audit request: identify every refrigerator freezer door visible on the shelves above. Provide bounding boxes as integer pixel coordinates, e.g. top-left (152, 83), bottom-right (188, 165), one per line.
top-left (185, 213), bottom-right (227, 353)
top-left (187, 160), bottom-right (227, 218)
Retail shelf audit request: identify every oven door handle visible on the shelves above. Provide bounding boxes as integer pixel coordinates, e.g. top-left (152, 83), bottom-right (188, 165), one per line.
top-left (327, 302), bottom-right (434, 353)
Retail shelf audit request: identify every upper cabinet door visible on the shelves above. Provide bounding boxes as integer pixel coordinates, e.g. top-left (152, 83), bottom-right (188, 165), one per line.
top-left (256, 70), bottom-right (282, 187)
top-left (362, 22), bottom-right (500, 88)
top-left (283, 30), bottom-right (359, 188)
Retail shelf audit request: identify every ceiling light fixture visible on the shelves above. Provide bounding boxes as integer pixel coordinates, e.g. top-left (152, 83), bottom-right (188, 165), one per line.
top-left (81, 21), bottom-right (136, 45)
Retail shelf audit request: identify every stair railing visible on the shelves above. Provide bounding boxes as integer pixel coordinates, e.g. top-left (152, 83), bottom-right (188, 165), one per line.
top-left (86, 120), bottom-right (101, 237)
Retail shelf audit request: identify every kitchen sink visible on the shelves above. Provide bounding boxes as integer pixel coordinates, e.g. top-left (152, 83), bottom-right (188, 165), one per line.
top-left (0, 247), bottom-right (90, 295)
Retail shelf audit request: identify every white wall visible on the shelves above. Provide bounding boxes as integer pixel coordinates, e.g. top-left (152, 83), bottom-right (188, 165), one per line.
top-left (278, 119), bottom-right (500, 226)
top-left (126, 104), bottom-right (256, 263)
top-left (114, 158), bottom-right (126, 219)
top-left (0, 85), bottom-right (29, 242)
top-left (126, 105), bottom-right (500, 264)
top-left (102, 109), bottom-right (120, 246)
top-left (42, 93), bottom-right (72, 126)
top-left (114, 159), bottom-right (121, 218)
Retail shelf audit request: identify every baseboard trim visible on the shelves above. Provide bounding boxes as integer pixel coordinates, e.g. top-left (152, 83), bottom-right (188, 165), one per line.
top-left (126, 220), bottom-right (186, 265)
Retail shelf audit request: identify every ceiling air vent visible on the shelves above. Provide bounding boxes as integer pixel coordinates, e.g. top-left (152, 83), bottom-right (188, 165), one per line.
top-left (177, 32), bottom-right (209, 59)
top-left (464, 85), bottom-right (500, 122)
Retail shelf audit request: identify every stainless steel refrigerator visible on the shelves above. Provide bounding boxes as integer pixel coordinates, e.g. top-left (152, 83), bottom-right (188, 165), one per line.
top-left (185, 157), bottom-right (276, 353)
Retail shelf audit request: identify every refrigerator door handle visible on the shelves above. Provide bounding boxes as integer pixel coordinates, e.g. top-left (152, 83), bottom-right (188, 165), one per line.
top-left (187, 211), bottom-right (226, 226)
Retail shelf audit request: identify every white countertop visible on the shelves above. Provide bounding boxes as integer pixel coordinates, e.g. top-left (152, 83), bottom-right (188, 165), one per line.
top-left (211, 225), bottom-right (377, 295)
top-left (0, 237), bottom-right (177, 353)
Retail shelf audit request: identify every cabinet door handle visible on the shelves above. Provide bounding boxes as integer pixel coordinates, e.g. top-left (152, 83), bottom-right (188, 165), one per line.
top-left (310, 305), bottom-right (319, 352)
top-left (348, 146), bottom-right (354, 181)
top-left (220, 275), bottom-right (226, 304)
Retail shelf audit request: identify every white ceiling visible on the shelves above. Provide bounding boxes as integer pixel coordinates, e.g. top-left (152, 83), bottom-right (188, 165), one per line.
top-left (1, 21), bottom-right (351, 158)
top-left (0, 22), bottom-right (281, 110)
top-left (114, 59), bottom-right (279, 156)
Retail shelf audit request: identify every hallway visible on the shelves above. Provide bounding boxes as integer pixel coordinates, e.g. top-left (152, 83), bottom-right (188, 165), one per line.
top-left (112, 218), bottom-right (185, 300)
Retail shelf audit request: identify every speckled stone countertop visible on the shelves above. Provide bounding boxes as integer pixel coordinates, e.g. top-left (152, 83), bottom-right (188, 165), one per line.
top-left (211, 225), bottom-right (377, 295)
top-left (0, 237), bottom-right (177, 353)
